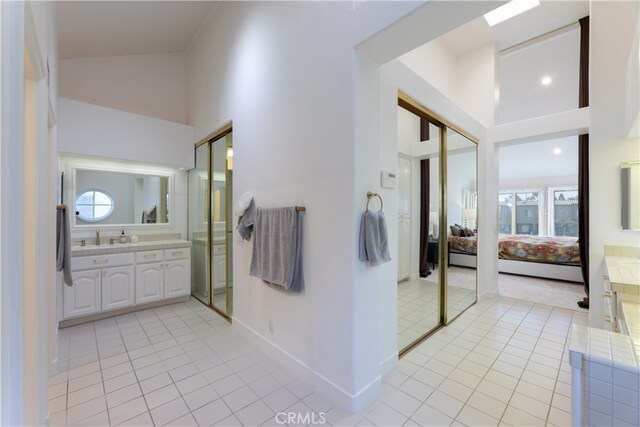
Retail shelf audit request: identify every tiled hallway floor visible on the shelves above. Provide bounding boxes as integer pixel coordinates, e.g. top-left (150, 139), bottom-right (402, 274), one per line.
top-left (49, 297), bottom-right (586, 426)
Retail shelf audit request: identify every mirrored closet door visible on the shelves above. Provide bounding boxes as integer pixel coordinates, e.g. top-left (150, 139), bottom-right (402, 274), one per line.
top-left (396, 103), bottom-right (442, 353)
top-left (445, 129), bottom-right (478, 322)
top-left (188, 126), bottom-right (234, 319)
top-left (397, 93), bottom-right (478, 355)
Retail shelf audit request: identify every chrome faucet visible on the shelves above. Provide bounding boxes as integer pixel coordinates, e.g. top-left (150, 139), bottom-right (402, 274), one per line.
top-left (96, 229), bottom-right (101, 246)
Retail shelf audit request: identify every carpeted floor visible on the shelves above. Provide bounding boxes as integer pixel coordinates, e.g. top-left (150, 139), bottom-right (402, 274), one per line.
top-left (498, 273), bottom-right (587, 312)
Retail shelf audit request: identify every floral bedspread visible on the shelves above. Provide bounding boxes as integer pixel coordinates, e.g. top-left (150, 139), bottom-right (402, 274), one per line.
top-left (448, 234), bottom-right (581, 265)
top-left (498, 235), bottom-right (580, 265)
top-left (448, 235), bottom-right (477, 255)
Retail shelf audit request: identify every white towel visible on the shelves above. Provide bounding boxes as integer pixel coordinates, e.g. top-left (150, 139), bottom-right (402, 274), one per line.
top-left (250, 207), bottom-right (304, 292)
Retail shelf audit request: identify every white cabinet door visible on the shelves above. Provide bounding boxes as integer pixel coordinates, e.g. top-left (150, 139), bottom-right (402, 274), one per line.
top-left (102, 266), bottom-right (135, 311)
top-left (136, 263), bottom-right (164, 304)
top-left (65, 269), bottom-right (101, 318)
top-left (212, 254), bottom-right (226, 291)
top-left (165, 259), bottom-right (191, 298)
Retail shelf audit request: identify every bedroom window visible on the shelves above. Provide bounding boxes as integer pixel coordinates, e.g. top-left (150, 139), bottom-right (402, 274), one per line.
top-left (499, 191), bottom-right (541, 235)
top-left (552, 189), bottom-right (579, 237)
top-left (499, 187), bottom-right (579, 237)
top-left (498, 193), bottom-right (513, 233)
top-left (515, 192), bottom-right (539, 235)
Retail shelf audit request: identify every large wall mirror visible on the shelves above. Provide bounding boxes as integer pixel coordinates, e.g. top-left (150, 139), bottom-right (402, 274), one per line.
top-left (621, 161), bottom-right (640, 230)
top-left (62, 156), bottom-right (175, 228)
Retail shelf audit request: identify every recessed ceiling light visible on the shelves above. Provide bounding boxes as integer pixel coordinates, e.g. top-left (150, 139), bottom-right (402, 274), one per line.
top-left (553, 148), bottom-right (562, 155)
top-left (542, 76), bottom-right (552, 85)
top-left (484, 0), bottom-right (540, 27)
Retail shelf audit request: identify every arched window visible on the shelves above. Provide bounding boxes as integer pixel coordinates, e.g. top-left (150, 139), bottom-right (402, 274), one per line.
top-left (76, 189), bottom-right (114, 222)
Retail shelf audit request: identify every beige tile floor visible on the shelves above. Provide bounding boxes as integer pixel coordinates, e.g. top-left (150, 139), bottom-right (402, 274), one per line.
top-left (49, 296), bottom-right (585, 426)
top-left (397, 267), bottom-right (477, 351)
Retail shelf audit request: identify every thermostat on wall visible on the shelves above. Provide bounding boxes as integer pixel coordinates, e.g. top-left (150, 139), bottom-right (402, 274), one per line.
top-left (381, 171), bottom-right (396, 189)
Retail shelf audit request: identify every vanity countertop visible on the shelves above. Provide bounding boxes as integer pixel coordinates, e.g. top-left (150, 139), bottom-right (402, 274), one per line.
top-left (621, 301), bottom-right (640, 356)
top-left (72, 239), bottom-right (191, 256)
top-left (605, 256), bottom-right (640, 286)
top-left (569, 324), bottom-right (638, 372)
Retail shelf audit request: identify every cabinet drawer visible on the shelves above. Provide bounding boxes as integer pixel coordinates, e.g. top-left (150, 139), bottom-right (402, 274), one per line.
top-left (212, 244), bottom-right (225, 255)
top-left (73, 253), bottom-right (135, 271)
top-left (164, 248), bottom-right (190, 261)
top-left (136, 250), bottom-right (164, 264)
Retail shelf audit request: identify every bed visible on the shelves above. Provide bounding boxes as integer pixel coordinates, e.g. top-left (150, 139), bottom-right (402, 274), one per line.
top-left (448, 234), bottom-right (583, 283)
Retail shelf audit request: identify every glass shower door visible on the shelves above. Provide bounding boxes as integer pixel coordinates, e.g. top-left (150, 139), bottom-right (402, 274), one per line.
top-left (189, 143), bottom-right (209, 304)
top-left (211, 132), bottom-right (233, 317)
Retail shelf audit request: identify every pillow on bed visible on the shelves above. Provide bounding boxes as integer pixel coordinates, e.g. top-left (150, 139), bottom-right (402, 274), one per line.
top-left (454, 224), bottom-right (467, 236)
top-left (450, 225), bottom-right (462, 236)
top-left (464, 228), bottom-right (475, 236)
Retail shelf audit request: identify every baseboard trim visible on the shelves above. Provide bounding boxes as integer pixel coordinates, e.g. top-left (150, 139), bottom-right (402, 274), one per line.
top-left (59, 295), bottom-right (190, 328)
top-left (478, 289), bottom-right (498, 301)
top-left (379, 351), bottom-right (398, 377)
top-left (231, 316), bottom-right (381, 413)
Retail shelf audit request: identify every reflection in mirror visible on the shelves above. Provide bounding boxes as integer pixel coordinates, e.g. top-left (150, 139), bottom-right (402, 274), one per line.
top-left (190, 143), bottom-right (209, 305)
top-left (396, 105), bottom-right (441, 352)
top-left (446, 129), bottom-right (478, 322)
top-left (75, 169), bottom-right (169, 225)
top-left (212, 133), bottom-right (233, 316)
top-left (621, 161), bottom-right (640, 230)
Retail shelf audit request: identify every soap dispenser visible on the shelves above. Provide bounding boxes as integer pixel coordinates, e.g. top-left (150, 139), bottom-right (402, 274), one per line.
top-left (120, 230), bottom-right (126, 244)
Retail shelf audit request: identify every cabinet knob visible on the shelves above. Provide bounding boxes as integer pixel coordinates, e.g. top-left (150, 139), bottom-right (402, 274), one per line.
top-left (602, 291), bottom-right (613, 297)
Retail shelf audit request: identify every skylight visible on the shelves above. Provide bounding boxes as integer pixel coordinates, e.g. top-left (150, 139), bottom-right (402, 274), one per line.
top-left (484, 0), bottom-right (540, 27)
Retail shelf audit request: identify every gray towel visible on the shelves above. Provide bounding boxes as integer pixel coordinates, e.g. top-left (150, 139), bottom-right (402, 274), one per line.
top-left (56, 208), bottom-right (73, 286)
top-left (250, 207), bottom-right (304, 293)
top-left (359, 209), bottom-right (391, 266)
top-left (237, 198), bottom-right (256, 241)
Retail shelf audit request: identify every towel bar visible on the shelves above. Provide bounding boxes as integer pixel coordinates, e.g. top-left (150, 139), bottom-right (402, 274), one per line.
top-left (366, 192), bottom-right (383, 211)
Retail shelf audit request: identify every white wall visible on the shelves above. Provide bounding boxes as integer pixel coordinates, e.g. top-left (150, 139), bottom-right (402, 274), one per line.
top-left (376, 59), bottom-right (488, 376)
top-left (399, 39), bottom-right (458, 102)
top-left (397, 107), bottom-right (419, 155)
top-left (58, 98), bottom-right (194, 169)
top-left (186, 1), bottom-right (430, 411)
top-left (625, 16), bottom-right (639, 138)
top-left (400, 41), bottom-right (496, 128)
top-left (0, 1), bottom-right (58, 424)
top-left (457, 43), bottom-right (496, 127)
top-left (447, 150), bottom-right (477, 227)
top-left (59, 53), bottom-right (187, 123)
top-left (498, 26), bottom-right (580, 124)
top-left (589, 0), bottom-right (640, 328)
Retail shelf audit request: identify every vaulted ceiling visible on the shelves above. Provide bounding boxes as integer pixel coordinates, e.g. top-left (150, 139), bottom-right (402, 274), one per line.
top-left (55, 1), bottom-right (217, 59)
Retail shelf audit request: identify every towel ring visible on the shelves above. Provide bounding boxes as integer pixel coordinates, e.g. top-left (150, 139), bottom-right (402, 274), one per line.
top-left (366, 191), bottom-right (383, 211)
